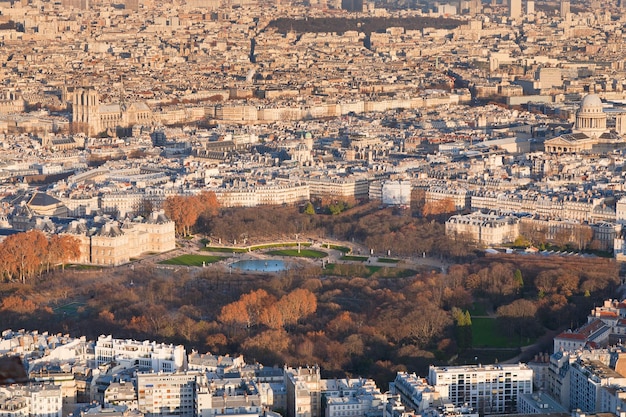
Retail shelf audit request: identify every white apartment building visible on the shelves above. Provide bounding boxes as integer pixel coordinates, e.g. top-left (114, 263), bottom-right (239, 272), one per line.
top-left (100, 193), bottom-right (145, 217)
top-left (104, 381), bottom-right (138, 410)
top-left (213, 183), bottom-right (310, 208)
top-left (187, 351), bottom-right (245, 375)
top-left (94, 336), bottom-right (187, 372)
top-left (428, 364), bottom-right (533, 415)
top-left (322, 378), bottom-right (383, 417)
top-left (137, 372), bottom-right (200, 417)
top-left (324, 396), bottom-right (379, 417)
top-left (517, 391), bottom-right (567, 414)
top-left (285, 366), bottom-right (322, 417)
top-left (471, 192), bottom-right (611, 224)
top-left (381, 180), bottom-right (411, 206)
top-left (546, 351), bottom-right (573, 410)
top-left (195, 377), bottom-right (263, 417)
top-left (307, 177), bottom-right (370, 200)
top-left (0, 384), bottom-right (62, 417)
top-left (569, 359), bottom-right (626, 412)
top-left (389, 372), bottom-right (439, 412)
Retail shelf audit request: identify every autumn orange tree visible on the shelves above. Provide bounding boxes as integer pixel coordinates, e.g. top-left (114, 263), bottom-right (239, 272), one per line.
top-left (164, 191), bottom-right (219, 236)
top-left (0, 231), bottom-right (81, 283)
top-left (218, 288), bottom-right (317, 336)
top-left (422, 197), bottom-right (456, 218)
top-left (47, 235), bottom-right (82, 272)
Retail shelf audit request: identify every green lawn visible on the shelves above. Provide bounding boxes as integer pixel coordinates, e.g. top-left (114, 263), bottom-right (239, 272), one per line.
top-left (468, 301), bottom-right (489, 316)
top-left (472, 317), bottom-right (535, 348)
top-left (66, 264), bottom-right (102, 270)
top-left (323, 244), bottom-right (352, 253)
top-left (203, 247), bottom-right (248, 253)
top-left (341, 255), bottom-right (368, 261)
top-left (266, 249), bottom-right (327, 258)
top-left (203, 243), bottom-right (313, 253)
top-left (53, 302), bottom-right (85, 316)
top-left (160, 254), bottom-right (226, 266)
top-left (472, 318), bottom-right (513, 347)
top-left (325, 263), bottom-right (416, 278)
top-left (377, 257), bottom-right (399, 263)
top-left (253, 242), bottom-right (312, 250)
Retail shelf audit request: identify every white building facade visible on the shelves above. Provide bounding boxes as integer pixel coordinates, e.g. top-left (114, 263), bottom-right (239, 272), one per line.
top-left (428, 364), bottom-right (533, 415)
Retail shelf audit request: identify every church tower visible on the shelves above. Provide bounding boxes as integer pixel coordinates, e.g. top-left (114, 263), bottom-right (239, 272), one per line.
top-left (72, 88), bottom-right (100, 135)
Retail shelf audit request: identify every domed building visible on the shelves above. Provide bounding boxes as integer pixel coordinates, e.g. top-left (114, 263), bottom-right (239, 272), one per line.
top-left (544, 93), bottom-right (626, 154)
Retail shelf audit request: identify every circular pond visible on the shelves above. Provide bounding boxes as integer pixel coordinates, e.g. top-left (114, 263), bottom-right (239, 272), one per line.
top-left (230, 259), bottom-right (289, 272)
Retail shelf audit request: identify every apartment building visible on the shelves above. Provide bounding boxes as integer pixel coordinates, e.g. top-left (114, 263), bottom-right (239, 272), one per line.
top-left (570, 359), bottom-right (626, 412)
top-left (195, 377), bottom-right (263, 417)
top-left (321, 378), bottom-right (383, 417)
top-left (517, 391), bottom-right (567, 414)
top-left (307, 177), bottom-right (370, 201)
top-left (94, 335), bottom-right (187, 372)
top-left (425, 187), bottom-right (470, 212)
top-left (104, 381), bottom-right (138, 410)
top-left (137, 372), bottom-right (200, 417)
top-left (428, 364), bottom-right (533, 414)
top-left (389, 372), bottom-right (439, 412)
top-left (0, 384), bottom-right (62, 417)
top-left (213, 183), bottom-right (309, 208)
top-left (285, 366), bottom-right (322, 417)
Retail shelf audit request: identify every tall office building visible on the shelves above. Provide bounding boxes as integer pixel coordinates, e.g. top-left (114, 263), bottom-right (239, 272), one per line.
top-left (560, 0), bottom-right (570, 17)
top-left (509, 0), bottom-right (521, 19)
top-left (125, 0), bottom-right (139, 11)
top-left (341, 0), bottom-right (363, 11)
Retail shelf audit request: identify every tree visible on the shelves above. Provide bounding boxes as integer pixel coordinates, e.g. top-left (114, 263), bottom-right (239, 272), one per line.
top-left (496, 299), bottom-right (539, 341)
top-left (2, 231), bottom-right (48, 283)
top-left (303, 202), bottom-right (316, 215)
top-left (452, 307), bottom-right (472, 349)
top-left (277, 288), bottom-right (317, 328)
top-left (514, 269), bottom-right (524, 292)
top-left (197, 191), bottom-right (219, 216)
top-left (572, 224), bottom-right (593, 251)
top-left (422, 198), bottom-right (456, 219)
top-left (48, 235), bottom-right (81, 271)
top-left (535, 270), bottom-right (558, 296)
top-left (164, 195), bottom-right (200, 236)
top-left (164, 192), bottom-right (219, 236)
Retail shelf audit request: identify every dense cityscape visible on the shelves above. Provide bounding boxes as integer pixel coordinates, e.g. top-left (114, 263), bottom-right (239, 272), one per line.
top-left (5, 0), bottom-right (626, 417)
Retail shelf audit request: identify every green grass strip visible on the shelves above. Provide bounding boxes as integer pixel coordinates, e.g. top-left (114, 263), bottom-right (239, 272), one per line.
top-left (340, 255), bottom-right (368, 261)
top-left (377, 257), bottom-right (399, 263)
top-left (266, 249), bottom-right (327, 258)
top-left (160, 254), bottom-right (226, 266)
